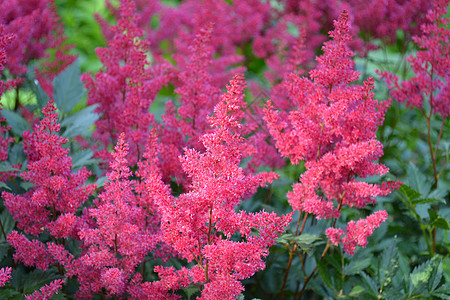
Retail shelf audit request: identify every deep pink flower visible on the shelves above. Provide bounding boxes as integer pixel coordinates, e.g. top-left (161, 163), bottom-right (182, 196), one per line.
top-left (0, 267), bottom-right (12, 287)
top-left (147, 74), bottom-right (291, 298)
top-left (326, 210), bottom-right (388, 255)
top-left (84, 0), bottom-right (171, 166)
top-left (25, 279), bottom-right (65, 300)
top-left (0, 27), bottom-right (15, 165)
top-left (265, 10), bottom-right (397, 254)
top-left (3, 101), bottom-right (95, 236)
top-left (378, 0), bottom-right (449, 118)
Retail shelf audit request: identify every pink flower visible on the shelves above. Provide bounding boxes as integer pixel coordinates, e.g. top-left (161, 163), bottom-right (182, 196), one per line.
top-left (0, 267), bottom-right (12, 287)
top-left (25, 279), bottom-right (65, 300)
top-left (378, 0), bottom-right (449, 118)
top-left (326, 211), bottom-right (388, 255)
top-left (265, 10), bottom-right (398, 254)
top-left (3, 100), bottom-right (95, 236)
top-left (83, 0), bottom-right (171, 167)
top-left (149, 74), bottom-right (291, 298)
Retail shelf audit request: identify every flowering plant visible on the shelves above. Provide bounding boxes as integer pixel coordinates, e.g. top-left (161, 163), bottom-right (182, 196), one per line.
top-left (0, 0), bottom-right (448, 299)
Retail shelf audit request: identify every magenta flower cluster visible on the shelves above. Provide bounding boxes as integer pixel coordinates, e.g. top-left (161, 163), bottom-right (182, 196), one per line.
top-left (0, 0), bottom-right (447, 298)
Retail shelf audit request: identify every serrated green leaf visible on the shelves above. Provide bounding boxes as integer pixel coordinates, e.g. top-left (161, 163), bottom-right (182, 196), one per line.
top-left (428, 259), bottom-right (443, 292)
top-left (0, 210), bottom-right (16, 241)
top-left (28, 79), bottom-right (50, 109)
top-left (410, 259), bottom-right (436, 295)
top-left (318, 263), bottom-right (334, 291)
top-left (379, 239), bottom-right (398, 290)
top-left (52, 59), bottom-right (85, 114)
top-left (0, 162), bottom-right (20, 173)
top-left (293, 234), bottom-right (321, 251)
top-left (361, 271), bottom-right (378, 296)
top-left (1, 109), bottom-right (31, 136)
top-left (435, 282), bottom-right (450, 293)
top-left (0, 181), bottom-right (12, 191)
top-left (432, 217), bottom-right (450, 230)
top-left (276, 233), bottom-right (294, 244)
top-left (22, 269), bottom-right (63, 294)
top-left (412, 198), bottom-right (446, 206)
top-left (0, 287), bottom-right (22, 299)
top-left (398, 184), bottom-right (422, 201)
top-left (434, 293), bottom-right (450, 300)
top-left (70, 149), bottom-right (95, 169)
top-left (405, 163), bottom-right (431, 195)
top-left (61, 105), bottom-right (98, 138)
top-left (348, 285), bottom-right (365, 297)
top-left (345, 257), bottom-right (371, 276)
top-left (276, 233), bottom-right (320, 252)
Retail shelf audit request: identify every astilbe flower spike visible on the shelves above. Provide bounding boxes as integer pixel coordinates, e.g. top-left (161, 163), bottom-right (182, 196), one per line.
top-left (73, 132), bottom-right (163, 298)
top-left (3, 100), bottom-right (95, 236)
top-left (0, 27), bottom-right (15, 164)
top-left (159, 24), bottom-right (221, 185)
top-left (378, 0), bottom-right (449, 118)
top-left (2, 100), bottom-right (95, 273)
top-left (0, 267), bottom-right (12, 287)
top-left (265, 10), bottom-right (399, 254)
top-left (25, 279), bottom-right (65, 300)
top-left (83, 0), bottom-right (171, 166)
top-left (0, 0), bottom-right (61, 76)
top-left (144, 74), bottom-right (292, 299)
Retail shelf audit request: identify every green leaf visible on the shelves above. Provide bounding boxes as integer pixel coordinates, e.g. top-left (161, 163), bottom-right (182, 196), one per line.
top-left (405, 163), bottom-right (431, 195)
top-left (52, 59), bottom-right (85, 114)
top-left (428, 259), bottom-right (443, 292)
top-left (0, 162), bottom-right (20, 173)
top-left (318, 262), bottom-right (334, 291)
top-left (28, 79), bottom-right (50, 109)
top-left (0, 181), bottom-right (12, 191)
top-left (360, 271), bottom-right (378, 296)
top-left (22, 269), bottom-right (63, 294)
top-left (348, 285), bottom-right (365, 297)
top-left (0, 210), bottom-right (16, 241)
top-left (434, 283), bottom-right (450, 299)
top-left (183, 286), bottom-right (200, 300)
top-left (398, 184), bottom-right (421, 201)
top-left (431, 217), bottom-right (450, 230)
top-left (94, 176), bottom-right (107, 189)
top-left (345, 257), bottom-right (372, 276)
top-left (286, 22), bottom-right (299, 37)
top-left (70, 149), bottom-right (98, 169)
top-left (410, 258), bottom-right (437, 295)
top-left (0, 241), bottom-right (10, 261)
top-left (0, 287), bottom-right (22, 299)
top-left (277, 233), bottom-right (321, 252)
top-left (379, 239), bottom-right (398, 291)
top-left (412, 198), bottom-right (446, 206)
top-left (292, 234), bottom-right (321, 252)
top-left (1, 109), bottom-right (31, 136)
top-left (7, 143), bottom-right (26, 166)
top-left (61, 105), bottom-right (98, 138)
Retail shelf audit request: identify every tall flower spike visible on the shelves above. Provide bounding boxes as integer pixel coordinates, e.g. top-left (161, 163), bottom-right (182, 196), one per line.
top-left (0, 27), bottom-right (16, 164)
top-left (83, 0), bottom-right (171, 166)
top-left (3, 100), bottom-right (95, 236)
top-left (309, 10), bottom-right (360, 88)
top-left (265, 10), bottom-right (398, 254)
top-left (378, 0), bottom-right (449, 118)
top-left (150, 74), bottom-right (291, 299)
top-left (76, 133), bottom-right (162, 298)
